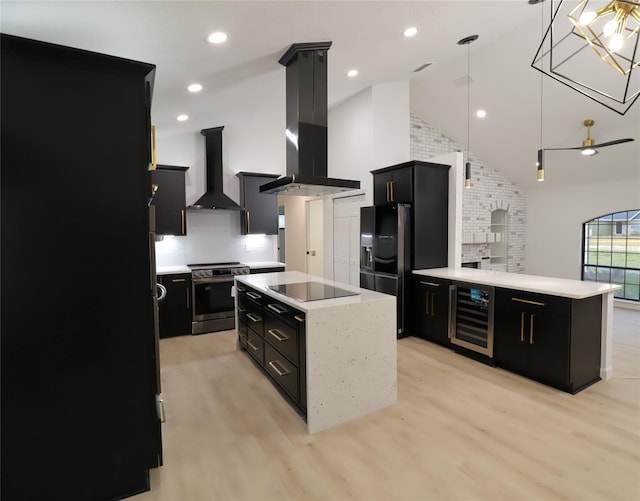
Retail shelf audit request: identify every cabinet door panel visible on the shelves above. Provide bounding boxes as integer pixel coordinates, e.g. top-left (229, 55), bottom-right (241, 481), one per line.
top-left (389, 168), bottom-right (413, 204)
top-left (373, 172), bottom-right (393, 205)
top-left (158, 274), bottom-right (191, 338)
top-left (238, 174), bottom-right (278, 235)
top-left (493, 289), bottom-right (529, 373)
top-left (152, 167), bottom-right (187, 236)
top-left (527, 308), bottom-right (570, 388)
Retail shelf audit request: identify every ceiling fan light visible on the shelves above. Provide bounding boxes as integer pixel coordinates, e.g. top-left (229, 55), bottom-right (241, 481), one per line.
top-left (581, 147), bottom-right (597, 156)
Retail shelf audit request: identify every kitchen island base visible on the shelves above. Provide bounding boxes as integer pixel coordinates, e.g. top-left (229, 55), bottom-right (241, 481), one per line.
top-left (236, 272), bottom-right (397, 434)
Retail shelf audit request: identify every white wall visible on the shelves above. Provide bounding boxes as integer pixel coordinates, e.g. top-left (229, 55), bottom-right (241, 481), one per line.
top-left (328, 81), bottom-right (410, 207)
top-left (154, 89), bottom-right (285, 267)
top-left (525, 179), bottom-right (640, 279)
top-left (281, 195), bottom-right (309, 273)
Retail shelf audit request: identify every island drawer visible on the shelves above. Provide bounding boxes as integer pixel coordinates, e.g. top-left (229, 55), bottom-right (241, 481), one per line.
top-left (263, 299), bottom-right (303, 327)
top-left (264, 343), bottom-right (298, 401)
top-left (246, 330), bottom-right (264, 366)
top-left (245, 302), bottom-right (264, 337)
top-left (264, 312), bottom-right (299, 364)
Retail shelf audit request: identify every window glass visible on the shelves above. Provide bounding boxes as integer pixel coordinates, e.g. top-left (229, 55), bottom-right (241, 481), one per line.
top-left (582, 210), bottom-right (640, 302)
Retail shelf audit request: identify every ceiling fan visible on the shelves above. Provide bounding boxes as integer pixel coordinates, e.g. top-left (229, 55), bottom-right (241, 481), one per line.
top-left (536, 119), bottom-right (635, 181)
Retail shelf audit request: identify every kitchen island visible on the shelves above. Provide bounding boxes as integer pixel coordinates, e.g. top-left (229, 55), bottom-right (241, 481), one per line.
top-left (235, 271), bottom-right (397, 434)
top-left (413, 268), bottom-right (620, 392)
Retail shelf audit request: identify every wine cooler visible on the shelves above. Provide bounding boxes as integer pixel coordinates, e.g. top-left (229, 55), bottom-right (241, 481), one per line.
top-left (451, 282), bottom-right (495, 357)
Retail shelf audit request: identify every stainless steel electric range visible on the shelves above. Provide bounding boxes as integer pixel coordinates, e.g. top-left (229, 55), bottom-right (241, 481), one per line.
top-left (189, 262), bottom-right (250, 334)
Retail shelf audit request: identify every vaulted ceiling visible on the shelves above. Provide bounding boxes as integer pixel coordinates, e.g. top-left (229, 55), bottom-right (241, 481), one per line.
top-left (2, 1), bottom-right (638, 190)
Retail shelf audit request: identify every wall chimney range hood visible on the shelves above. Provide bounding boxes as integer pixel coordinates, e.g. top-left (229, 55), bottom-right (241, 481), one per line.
top-left (192, 126), bottom-right (242, 210)
top-left (260, 42), bottom-right (360, 196)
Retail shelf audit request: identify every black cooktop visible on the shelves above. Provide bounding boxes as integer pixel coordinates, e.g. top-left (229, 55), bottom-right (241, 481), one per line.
top-left (268, 281), bottom-right (359, 302)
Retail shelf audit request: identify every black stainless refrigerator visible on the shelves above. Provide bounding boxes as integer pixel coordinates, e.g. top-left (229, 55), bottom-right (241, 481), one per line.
top-left (360, 204), bottom-right (411, 336)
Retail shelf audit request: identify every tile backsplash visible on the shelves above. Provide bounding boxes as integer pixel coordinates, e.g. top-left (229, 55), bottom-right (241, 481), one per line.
top-left (155, 209), bottom-right (277, 267)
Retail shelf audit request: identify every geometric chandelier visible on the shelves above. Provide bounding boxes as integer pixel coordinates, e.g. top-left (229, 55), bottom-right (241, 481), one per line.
top-left (532, 0), bottom-right (640, 115)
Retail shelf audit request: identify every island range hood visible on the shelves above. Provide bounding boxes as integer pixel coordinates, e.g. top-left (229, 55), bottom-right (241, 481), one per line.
top-left (191, 126), bottom-right (242, 210)
top-left (260, 42), bottom-right (360, 196)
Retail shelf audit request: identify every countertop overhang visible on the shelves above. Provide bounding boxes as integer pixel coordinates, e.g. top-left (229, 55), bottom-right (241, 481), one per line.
top-left (414, 268), bottom-right (621, 300)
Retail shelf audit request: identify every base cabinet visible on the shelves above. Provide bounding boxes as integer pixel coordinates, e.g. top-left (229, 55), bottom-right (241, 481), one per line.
top-left (236, 284), bottom-right (307, 413)
top-left (409, 276), bottom-right (451, 346)
top-left (157, 273), bottom-right (191, 338)
top-left (493, 289), bottom-right (602, 393)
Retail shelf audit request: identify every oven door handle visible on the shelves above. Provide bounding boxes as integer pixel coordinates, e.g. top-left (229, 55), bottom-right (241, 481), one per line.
top-left (193, 277), bottom-right (234, 284)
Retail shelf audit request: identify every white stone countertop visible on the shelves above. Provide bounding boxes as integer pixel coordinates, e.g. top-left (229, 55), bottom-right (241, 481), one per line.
top-left (157, 265), bottom-right (191, 275)
top-left (414, 267), bottom-right (621, 300)
top-left (236, 271), bottom-right (393, 311)
top-left (241, 261), bottom-right (286, 269)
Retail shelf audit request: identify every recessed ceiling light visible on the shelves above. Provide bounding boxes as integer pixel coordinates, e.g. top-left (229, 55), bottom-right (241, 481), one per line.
top-left (403, 27), bottom-right (418, 37)
top-left (206, 32), bottom-right (227, 44)
top-left (476, 109), bottom-right (487, 118)
top-left (347, 69), bottom-right (358, 77)
top-left (177, 114), bottom-right (189, 122)
top-left (188, 83), bottom-right (203, 93)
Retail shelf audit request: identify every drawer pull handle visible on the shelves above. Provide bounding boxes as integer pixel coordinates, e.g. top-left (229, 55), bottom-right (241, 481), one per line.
top-left (246, 313), bottom-right (262, 323)
top-left (420, 281), bottom-right (440, 287)
top-left (237, 306), bottom-right (246, 312)
top-left (511, 297), bottom-right (546, 307)
top-left (294, 315), bottom-right (305, 323)
top-left (268, 360), bottom-right (290, 377)
top-left (247, 292), bottom-right (262, 300)
top-left (236, 286), bottom-right (245, 292)
top-left (171, 278), bottom-right (186, 283)
top-left (268, 329), bottom-right (288, 342)
top-left (267, 303), bottom-right (288, 315)
top-left (247, 340), bottom-right (261, 352)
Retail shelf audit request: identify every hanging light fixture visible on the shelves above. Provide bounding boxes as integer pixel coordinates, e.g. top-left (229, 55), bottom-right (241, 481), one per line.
top-left (532, 0), bottom-right (640, 115)
top-left (458, 34), bottom-right (478, 189)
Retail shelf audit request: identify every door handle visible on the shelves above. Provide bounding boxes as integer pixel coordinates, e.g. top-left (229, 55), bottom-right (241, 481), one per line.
top-left (520, 312), bottom-right (525, 342)
top-left (181, 209), bottom-right (186, 235)
top-left (425, 292), bottom-right (430, 316)
top-left (390, 181), bottom-right (395, 202)
top-left (431, 293), bottom-right (435, 316)
top-left (530, 314), bottom-right (535, 344)
top-left (246, 210), bottom-right (251, 234)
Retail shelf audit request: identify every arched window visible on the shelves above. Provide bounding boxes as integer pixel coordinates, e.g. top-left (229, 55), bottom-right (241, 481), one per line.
top-left (582, 210), bottom-right (640, 302)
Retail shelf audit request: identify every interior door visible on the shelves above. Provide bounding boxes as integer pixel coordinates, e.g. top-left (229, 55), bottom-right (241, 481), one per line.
top-left (333, 194), bottom-right (365, 286)
top-left (306, 199), bottom-right (324, 277)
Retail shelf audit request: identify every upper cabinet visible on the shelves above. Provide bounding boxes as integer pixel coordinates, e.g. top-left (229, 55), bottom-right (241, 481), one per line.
top-left (151, 165), bottom-right (188, 236)
top-left (236, 172), bottom-right (279, 235)
top-left (373, 166), bottom-right (413, 205)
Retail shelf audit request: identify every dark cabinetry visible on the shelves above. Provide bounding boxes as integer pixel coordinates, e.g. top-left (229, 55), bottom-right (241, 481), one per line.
top-left (236, 283), bottom-right (307, 413)
top-left (373, 167), bottom-right (413, 205)
top-left (151, 165), bottom-right (188, 235)
top-left (410, 276), bottom-right (451, 346)
top-left (249, 265), bottom-right (286, 274)
top-left (370, 161), bottom-right (449, 270)
top-left (157, 273), bottom-right (191, 338)
top-left (1, 34), bottom-right (161, 500)
top-left (236, 172), bottom-right (279, 235)
top-left (493, 289), bottom-right (602, 393)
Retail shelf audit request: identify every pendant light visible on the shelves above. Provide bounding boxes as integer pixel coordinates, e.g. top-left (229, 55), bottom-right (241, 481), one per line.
top-left (537, 3), bottom-right (545, 182)
top-left (458, 34), bottom-right (478, 189)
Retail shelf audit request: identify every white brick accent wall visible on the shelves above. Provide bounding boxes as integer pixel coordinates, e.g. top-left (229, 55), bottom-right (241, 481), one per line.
top-left (410, 113), bottom-right (526, 272)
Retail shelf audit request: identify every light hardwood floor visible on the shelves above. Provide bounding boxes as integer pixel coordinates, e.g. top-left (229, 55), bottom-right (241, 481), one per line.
top-left (134, 308), bottom-right (640, 501)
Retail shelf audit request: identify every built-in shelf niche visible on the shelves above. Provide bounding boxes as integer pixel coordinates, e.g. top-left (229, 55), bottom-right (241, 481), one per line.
top-left (490, 208), bottom-right (508, 271)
